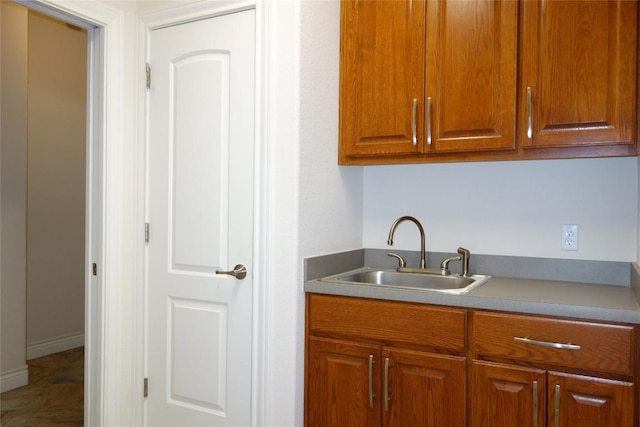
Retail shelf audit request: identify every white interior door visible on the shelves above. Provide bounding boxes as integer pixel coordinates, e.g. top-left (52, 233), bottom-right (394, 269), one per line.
top-left (145, 9), bottom-right (255, 426)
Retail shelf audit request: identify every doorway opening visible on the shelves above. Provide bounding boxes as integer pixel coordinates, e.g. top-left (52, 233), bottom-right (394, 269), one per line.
top-left (1, 3), bottom-right (88, 425)
top-left (1, 0), bottom-right (123, 425)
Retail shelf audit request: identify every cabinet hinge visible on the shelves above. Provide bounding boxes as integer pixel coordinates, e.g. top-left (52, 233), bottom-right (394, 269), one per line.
top-left (92, 263), bottom-right (97, 276)
top-left (145, 222), bottom-right (150, 243)
top-left (144, 377), bottom-right (148, 398)
top-left (146, 63), bottom-right (151, 89)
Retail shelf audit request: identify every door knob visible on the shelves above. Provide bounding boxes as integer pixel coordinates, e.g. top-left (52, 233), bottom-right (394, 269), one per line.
top-left (215, 264), bottom-right (247, 280)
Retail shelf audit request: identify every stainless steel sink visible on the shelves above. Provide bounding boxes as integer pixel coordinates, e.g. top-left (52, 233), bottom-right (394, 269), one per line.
top-left (321, 268), bottom-right (490, 294)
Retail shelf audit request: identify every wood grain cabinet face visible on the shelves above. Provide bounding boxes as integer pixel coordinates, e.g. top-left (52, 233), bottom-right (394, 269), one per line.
top-left (472, 311), bottom-right (634, 377)
top-left (338, 0), bottom-right (639, 164)
top-left (307, 337), bottom-right (381, 427)
top-left (471, 311), bottom-right (636, 427)
top-left (339, 0), bottom-right (426, 158)
top-left (548, 371), bottom-right (634, 427)
top-left (471, 361), bottom-right (634, 427)
top-left (306, 339), bottom-right (466, 427)
top-left (471, 361), bottom-right (546, 427)
top-left (425, 0), bottom-right (517, 154)
top-left (305, 295), bottom-right (467, 427)
top-left (339, 0), bottom-right (517, 161)
top-left (384, 348), bottom-right (466, 427)
top-left (520, 0), bottom-right (638, 151)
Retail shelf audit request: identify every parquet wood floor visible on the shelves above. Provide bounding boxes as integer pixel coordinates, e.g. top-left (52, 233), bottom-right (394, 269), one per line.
top-left (1, 347), bottom-right (84, 426)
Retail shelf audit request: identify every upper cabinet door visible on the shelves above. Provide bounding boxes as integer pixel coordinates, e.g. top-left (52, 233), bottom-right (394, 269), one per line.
top-left (520, 0), bottom-right (638, 149)
top-left (425, 0), bottom-right (517, 153)
top-left (339, 0), bottom-right (425, 160)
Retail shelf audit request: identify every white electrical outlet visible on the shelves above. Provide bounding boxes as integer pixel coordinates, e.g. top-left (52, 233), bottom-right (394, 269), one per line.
top-left (561, 224), bottom-right (578, 251)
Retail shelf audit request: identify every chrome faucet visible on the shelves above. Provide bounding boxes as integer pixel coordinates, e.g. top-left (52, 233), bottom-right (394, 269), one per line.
top-left (387, 216), bottom-right (426, 269)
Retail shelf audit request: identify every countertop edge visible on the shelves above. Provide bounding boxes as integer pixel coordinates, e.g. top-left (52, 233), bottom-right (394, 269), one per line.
top-left (305, 276), bottom-right (640, 325)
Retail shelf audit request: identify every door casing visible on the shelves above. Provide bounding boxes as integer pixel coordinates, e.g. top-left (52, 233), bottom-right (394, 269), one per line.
top-left (12, 0), bottom-right (126, 425)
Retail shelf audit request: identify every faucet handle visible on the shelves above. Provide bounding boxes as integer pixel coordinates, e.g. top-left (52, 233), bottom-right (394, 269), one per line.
top-left (387, 252), bottom-right (407, 269)
top-left (439, 255), bottom-right (462, 276)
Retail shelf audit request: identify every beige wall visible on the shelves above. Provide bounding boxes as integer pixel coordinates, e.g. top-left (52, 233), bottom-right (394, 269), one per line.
top-left (26, 12), bottom-right (86, 347)
top-left (0, 1), bottom-right (29, 389)
top-left (0, 5), bottom-right (86, 391)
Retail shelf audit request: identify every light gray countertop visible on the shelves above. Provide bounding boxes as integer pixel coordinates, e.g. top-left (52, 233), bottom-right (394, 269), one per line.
top-left (305, 273), bottom-right (640, 325)
top-left (304, 249), bottom-right (640, 324)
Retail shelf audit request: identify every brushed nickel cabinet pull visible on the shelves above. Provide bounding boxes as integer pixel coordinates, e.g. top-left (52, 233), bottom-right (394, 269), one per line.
top-left (554, 384), bottom-right (561, 427)
top-left (526, 86), bottom-right (533, 139)
top-left (368, 354), bottom-right (375, 408)
top-left (533, 380), bottom-right (538, 427)
top-left (412, 98), bottom-right (418, 145)
top-left (383, 357), bottom-right (390, 411)
top-left (514, 336), bottom-right (581, 350)
top-left (426, 96), bottom-right (432, 145)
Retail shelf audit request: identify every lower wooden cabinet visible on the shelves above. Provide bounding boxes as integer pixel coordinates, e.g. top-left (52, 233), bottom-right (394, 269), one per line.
top-left (305, 294), bottom-right (468, 427)
top-left (307, 336), bottom-right (466, 427)
top-left (471, 310), bottom-right (636, 427)
top-left (305, 295), bottom-right (637, 427)
top-left (471, 361), bottom-right (634, 427)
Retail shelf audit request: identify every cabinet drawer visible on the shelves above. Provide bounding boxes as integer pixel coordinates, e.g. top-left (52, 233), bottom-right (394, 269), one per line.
top-left (472, 311), bottom-right (634, 376)
top-left (307, 294), bottom-right (466, 353)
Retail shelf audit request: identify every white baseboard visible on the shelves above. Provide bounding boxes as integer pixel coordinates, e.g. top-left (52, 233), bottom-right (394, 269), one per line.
top-left (27, 332), bottom-right (84, 360)
top-left (1, 365), bottom-right (29, 393)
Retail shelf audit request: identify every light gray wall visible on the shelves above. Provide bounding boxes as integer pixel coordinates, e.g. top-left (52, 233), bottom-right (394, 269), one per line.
top-left (0, 1), bottom-right (29, 388)
top-left (363, 158), bottom-right (638, 262)
top-left (298, 0), bottom-right (364, 424)
top-left (299, 0), bottom-right (363, 259)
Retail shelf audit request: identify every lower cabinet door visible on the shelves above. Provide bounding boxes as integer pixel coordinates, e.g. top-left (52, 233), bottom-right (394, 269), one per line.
top-left (548, 371), bottom-right (634, 427)
top-left (384, 348), bottom-right (466, 427)
top-left (307, 336), bottom-right (381, 427)
top-left (470, 360), bottom-right (546, 427)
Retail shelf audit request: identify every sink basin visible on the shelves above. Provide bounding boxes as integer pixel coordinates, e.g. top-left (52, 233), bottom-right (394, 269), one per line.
top-left (321, 268), bottom-right (490, 294)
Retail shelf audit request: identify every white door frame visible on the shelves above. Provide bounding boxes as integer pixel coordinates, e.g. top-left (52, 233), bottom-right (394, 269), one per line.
top-left (136, 1), bottom-right (270, 425)
top-left (13, 0), bottom-right (125, 425)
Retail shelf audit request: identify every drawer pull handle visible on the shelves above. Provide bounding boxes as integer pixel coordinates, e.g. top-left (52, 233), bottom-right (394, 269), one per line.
top-left (514, 336), bottom-right (581, 350)
top-left (554, 384), bottom-right (561, 427)
top-left (368, 354), bottom-right (375, 408)
top-left (411, 98), bottom-right (418, 146)
top-left (526, 86), bottom-right (533, 139)
top-left (426, 96), bottom-right (432, 145)
top-left (383, 357), bottom-right (390, 411)
top-left (533, 380), bottom-right (538, 427)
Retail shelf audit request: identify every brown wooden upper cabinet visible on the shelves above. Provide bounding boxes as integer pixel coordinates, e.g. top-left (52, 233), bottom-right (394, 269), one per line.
top-left (520, 0), bottom-right (637, 153)
top-left (338, 0), bottom-right (639, 165)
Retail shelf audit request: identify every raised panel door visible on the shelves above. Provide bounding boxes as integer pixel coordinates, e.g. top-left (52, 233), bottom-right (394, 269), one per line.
top-left (307, 336), bottom-right (381, 427)
top-left (384, 348), bottom-right (466, 427)
top-left (520, 0), bottom-right (637, 149)
top-left (425, 0), bottom-right (517, 153)
top-left (339, 0), bottom-right (425, 160)
top-left (470, 360), bottom-right (546, 427)
top-left (146, 10), bottom-right (255, 426)
top-left (548, 371), bottom-right (634, 427)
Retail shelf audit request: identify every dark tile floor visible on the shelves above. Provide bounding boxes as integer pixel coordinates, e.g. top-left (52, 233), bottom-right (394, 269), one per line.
top-left (1, 347), bottom-right (84, 426)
